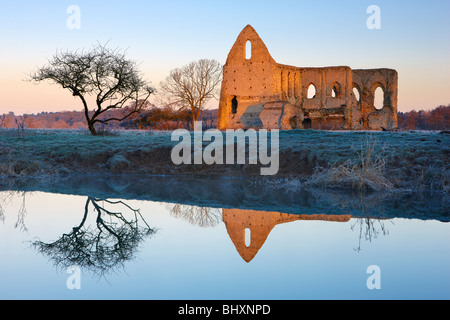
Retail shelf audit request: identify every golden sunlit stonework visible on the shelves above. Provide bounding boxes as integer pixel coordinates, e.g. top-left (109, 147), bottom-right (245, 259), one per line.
top-left (222, 209), bottom-right (351, 263)
top-left (218, 25), bottom-right (398, 131)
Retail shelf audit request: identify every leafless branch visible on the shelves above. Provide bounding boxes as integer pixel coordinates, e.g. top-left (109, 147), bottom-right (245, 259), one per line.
top-left (159, 59), bottom-right (222, 128)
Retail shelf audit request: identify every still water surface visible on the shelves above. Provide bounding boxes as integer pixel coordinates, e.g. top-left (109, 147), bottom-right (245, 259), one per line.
top-left (0, 180), bottom-right (449, 300)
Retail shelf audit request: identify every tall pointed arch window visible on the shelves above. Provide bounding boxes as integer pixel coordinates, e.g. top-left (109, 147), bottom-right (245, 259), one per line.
top-left (246, 40), bottom-right (252, 60)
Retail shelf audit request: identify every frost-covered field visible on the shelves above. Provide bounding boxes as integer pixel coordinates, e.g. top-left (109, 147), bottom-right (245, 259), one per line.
top-left (0, 128), bottom-right (448, 192)
top-left (0, 128), bottom-right (174, 156)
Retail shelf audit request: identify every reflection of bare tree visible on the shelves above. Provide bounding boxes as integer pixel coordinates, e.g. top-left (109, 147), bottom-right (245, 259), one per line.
top-left (32, 197), bottom-right (155, 277)
top-left (0, 191), bottom-right (10, 223)
top-left (0, 201), bottom-right (6, 224)
top-left (15, 192), bottom-right (28, 232)
top-left (169, 204), bottom-right (222, 228)
top-left (351, 217), bottom-right (391, 253)
top-left (349, 194), bottom-right (392, 252)
top-left (0, 190), bottom-right (28, 231)
top-left (306, 189), bottom-right (392, 252)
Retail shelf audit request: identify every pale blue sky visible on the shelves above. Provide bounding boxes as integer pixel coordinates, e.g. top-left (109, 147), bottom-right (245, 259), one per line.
top-left (0, 0), bottom-right (449, 114)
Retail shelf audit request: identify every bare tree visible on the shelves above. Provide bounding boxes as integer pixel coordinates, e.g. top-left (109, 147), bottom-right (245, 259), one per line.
top-left (159, 59), bottom-right (222, 129)
top-left (29, 43), bottom-right (155, 135)
top-left (15, 115), bottom-right (29, 138)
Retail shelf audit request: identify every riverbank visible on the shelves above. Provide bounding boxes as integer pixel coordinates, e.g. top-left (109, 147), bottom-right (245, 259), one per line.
top-left (0, 128), bottom-right (449, 193)
top-left (1, 174), bottom-right (448, 222)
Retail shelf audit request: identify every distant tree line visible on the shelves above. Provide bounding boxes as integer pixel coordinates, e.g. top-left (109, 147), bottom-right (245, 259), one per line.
top-left (118, 104), bottom-right (218, 131)
top-left (397, 105), bottom-right (449, 131)
top-left (1, 105), bottom-right (448, 132)
top-left (0, 107), bottom-right (218, 131)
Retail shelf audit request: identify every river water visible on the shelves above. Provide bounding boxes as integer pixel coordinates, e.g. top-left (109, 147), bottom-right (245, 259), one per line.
top-left (0, 176), bottom-right (448, 300)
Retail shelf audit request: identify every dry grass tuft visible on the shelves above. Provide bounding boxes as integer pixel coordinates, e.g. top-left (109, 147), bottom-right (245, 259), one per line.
top-left (308, 135), bottom-right (394, 192)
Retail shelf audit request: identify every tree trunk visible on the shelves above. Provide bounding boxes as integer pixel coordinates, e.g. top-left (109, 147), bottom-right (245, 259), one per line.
top-left (192, 113), bottom-right (197, 131)
top-left (88, 120), bottom-right (98, 136)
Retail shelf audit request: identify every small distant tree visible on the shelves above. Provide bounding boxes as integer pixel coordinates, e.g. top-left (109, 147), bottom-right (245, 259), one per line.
top-left (29, 43), bottom-right (155, 135)
top-left (15, 115), bottom-right (30, 138)
top-left (159, 59), bottom-right (222, 129)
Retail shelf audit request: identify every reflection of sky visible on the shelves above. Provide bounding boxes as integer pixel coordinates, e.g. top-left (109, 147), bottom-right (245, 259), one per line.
top-left (0, 191), bottom-right (449, 300)
top-left (0, 0), bottom-right (449, 115)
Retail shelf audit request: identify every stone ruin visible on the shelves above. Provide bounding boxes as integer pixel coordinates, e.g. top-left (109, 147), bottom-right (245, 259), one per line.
top-left (218, 25), bottom-right (398, 131)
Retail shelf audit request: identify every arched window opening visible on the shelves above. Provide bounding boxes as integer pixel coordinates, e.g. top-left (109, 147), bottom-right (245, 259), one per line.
top-left (353, 87), bottom-right (361, 102)
top-left (374, 87), bottom-right (384, 110)
top-left (231, 96), bottom-right (238, 114)
top-left (307, 84), bottom-right (316, 99)
top-left (331, 83), bottom-right (341, 98)
top-left (303, 118), bottom-right (312, 129)
top-left (245, 228), bottom-right (251, 248)
top-left (246, 40), bottom-right (252, 60)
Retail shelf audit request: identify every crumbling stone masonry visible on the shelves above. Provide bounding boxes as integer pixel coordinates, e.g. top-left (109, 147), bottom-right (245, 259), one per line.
top-left (218, 25), bottom-right (398, 131)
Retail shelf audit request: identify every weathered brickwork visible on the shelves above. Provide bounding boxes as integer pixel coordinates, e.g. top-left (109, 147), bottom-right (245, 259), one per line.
top-left (218, 25), bottom-right (398, 131)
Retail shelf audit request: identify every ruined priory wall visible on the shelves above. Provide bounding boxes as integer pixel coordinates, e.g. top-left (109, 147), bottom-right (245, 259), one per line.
top-left (218, 25), bottom-right (277, 130)
top-left (300, 66), bottom-right (353, 129)
top-left (352, 68), bottom-right (398, 130)
top-left (218, 25), bottom-right (398, 131)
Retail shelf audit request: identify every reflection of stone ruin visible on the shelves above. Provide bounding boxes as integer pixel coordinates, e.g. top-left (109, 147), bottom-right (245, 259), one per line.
top-left (222, 209), bottom-right (351, 263)
top-left (218, 25), bottom-right (398, 131)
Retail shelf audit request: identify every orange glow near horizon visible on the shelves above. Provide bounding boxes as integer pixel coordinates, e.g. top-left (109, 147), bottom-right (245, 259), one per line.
top-left (1, 1), bottom-right (449, 116)
top-left (1, 71), bottom-right (448, 116)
